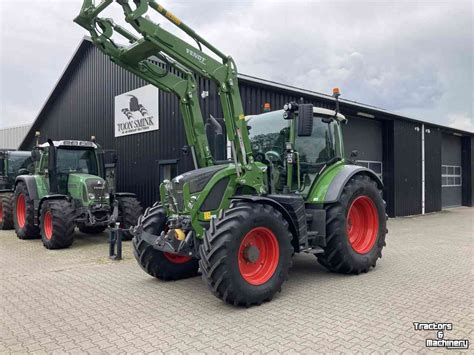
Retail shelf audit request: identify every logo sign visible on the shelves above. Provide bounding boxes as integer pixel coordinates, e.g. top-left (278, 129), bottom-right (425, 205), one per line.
top-left (114, 85), bottom-right (159, 137)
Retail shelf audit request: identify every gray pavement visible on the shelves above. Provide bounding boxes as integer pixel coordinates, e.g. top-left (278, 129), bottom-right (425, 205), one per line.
top-left (0, 207), bottom-right (472, 354)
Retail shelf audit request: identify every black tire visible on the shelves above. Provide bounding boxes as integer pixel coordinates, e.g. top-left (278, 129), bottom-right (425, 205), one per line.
top-left (40, 199), bottom-right (76, 249)
top-left (133, 204), bottom-right (199, 280)
top-left (77, 224), bottom-right (107, 234)
top-left (0, 192), bottom-right (14, 230)
top-left (117, 196), bottom-right (143, 241)
top-left (317, 174), bottom-right (387, 274)
top-left (199, 202), bottom-right (293, 307)
top-left (13, 182), bottom-right (40, 239)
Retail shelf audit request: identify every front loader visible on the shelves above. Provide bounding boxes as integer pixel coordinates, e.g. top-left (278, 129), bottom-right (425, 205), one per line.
top-left (13, 136), bottom-right (142, 249)
top-left (0, 150), bottom-right (34, 230)
top-left (75, 0), bottom-right (387, 306)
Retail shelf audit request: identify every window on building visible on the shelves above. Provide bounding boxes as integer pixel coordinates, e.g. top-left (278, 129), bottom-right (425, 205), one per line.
top-left (357, 160), bottom-right (383, 180)
top-left (158, 160), bottom-right (179, 182)
top-left (442, 165), bottom-right (462, 187)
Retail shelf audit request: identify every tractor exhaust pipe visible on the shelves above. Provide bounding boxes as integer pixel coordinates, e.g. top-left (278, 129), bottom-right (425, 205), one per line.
top-left (47, 139), bottom-right (59, 194)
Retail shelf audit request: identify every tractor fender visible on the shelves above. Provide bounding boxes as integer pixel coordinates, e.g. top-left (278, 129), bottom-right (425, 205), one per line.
top-left (37, 194), bottom-right (70, 225)
top-left (15, 176), bottom-right (39, 200)
top-left (230, 195), bottom-right (300, 250)
top-left (324, 165), bottom-right (383, 203)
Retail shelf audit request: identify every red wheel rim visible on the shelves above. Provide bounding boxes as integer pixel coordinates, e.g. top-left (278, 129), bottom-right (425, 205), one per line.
top-left (346, 196), bottom-right (379, 254)
top-left (238, 227), bottom-right (279, 286)
top-left (43, 211), bottom-right (53, 240)
top-left (163, 252), bottom-right (192, 264)
top-left (0, 202), bottom-right (3, 223)
top-left (16, 194), bottom-right (26, 228)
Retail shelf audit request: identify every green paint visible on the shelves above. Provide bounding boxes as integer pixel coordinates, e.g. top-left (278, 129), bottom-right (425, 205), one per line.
top-left (34, 175), bottom-right (49, 199)
top-left (306, 160), bottom-right (345, 204)
top-left (74, 1), bottom-right (355, 249)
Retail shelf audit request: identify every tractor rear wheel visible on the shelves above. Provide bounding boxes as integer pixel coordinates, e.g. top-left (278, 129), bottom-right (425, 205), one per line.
top-left (0, 192), bottom-right (14, 230)
top-left (133, 205), bottom-right (199, 280)
top-left (317, 174), bottom-right (387, 274)
top-left (13, 182), bottom-right (40, 239)
top-left (117, 196), bottom-right (142, 240)
top-left (199, 202), bottom-right (293, 307)
top-left (77, 224), bottom-right (107, 234)
top-left (40, 200), bottom-right (75, 249)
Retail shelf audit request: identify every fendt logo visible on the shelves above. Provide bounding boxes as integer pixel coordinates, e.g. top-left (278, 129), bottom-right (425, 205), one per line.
top-left (114, 85), bottom-right (159, 137)
top-left (186, 48), bottom-right (206, 64)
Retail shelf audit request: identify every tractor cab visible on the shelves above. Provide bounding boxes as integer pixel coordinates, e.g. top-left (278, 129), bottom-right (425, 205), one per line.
top-left (32, 140), bottom-right (109, 205)
top-left (248, 106), bottom-right (346, 195)
top-left (0, 150), bottom-right (34, 190)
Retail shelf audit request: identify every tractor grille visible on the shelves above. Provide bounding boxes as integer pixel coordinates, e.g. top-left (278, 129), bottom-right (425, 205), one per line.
top-left (86, 178), bottom-right (108, 203)
top-left (168, 165), bottom-right (226, 212)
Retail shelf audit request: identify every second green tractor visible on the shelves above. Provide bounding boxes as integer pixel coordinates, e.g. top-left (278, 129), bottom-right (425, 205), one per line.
top-left (76, 0), bottom-right (387, 306)
top-left (13, 138), bottom-right (142, 249)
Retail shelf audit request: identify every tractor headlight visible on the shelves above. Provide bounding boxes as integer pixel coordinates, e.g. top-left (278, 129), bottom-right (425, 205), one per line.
top-left (88, 193), bottom-right (95, 201)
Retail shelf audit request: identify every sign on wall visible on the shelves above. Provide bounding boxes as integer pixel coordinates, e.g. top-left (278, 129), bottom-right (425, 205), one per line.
top-left (114, 85), bottom-right (159, 137)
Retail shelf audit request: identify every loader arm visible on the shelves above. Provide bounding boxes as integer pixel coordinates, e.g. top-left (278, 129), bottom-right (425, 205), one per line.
top-left (74, 1), bottom-right (213, 168)
top-left (75, 1), bottom-right (263, 191)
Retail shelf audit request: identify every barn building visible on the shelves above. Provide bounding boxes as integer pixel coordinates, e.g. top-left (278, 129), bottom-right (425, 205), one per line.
top-left (18, 38), bottom-right (473, 217)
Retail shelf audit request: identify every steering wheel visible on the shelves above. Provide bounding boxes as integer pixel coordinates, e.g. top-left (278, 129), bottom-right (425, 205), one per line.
top-left (265, 150), bottom-right (282, 165)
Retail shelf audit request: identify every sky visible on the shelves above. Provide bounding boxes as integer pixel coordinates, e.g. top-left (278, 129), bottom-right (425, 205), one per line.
top-left (0, 0), bottom-right (472, 131)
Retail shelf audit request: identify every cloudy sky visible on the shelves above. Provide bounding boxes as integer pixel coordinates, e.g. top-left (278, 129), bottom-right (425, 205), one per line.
top-left (0, 0), bottom-right (472, 131)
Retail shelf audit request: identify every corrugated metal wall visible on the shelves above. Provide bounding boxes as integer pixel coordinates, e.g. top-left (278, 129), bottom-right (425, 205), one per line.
top-left (441, 133), bottom-right (463, 207)
top-left (20, 42), bottom-right (370, 208)
top-left (19, 40), bottom-right (472, 214)
top-left (424, 126), bottom-right (442, 213)
top-left (392, 120), bottom-right (422, 216)
top-left (0, 125), bottom-right (32, 149)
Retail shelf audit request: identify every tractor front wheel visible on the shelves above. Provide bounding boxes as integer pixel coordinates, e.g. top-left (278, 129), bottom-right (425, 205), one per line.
top-left (117, 196), bottom-right (142, 240)
top-left (0, 192), bottom-right (14, 230)
top-left (40, 200), bottom-right (75, 249)
top-left (317, 174), bottom-right (387, 274)
top-left (200, 202), bottom-right (293, 307)
top-left (133, 205), bottom-right (199, 280)
top-left (13, 182), bottom-right (40, 239)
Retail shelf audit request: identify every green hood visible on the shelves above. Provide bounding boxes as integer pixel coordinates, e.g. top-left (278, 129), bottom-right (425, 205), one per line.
top-left (68, 173), bottom-right (109, 206)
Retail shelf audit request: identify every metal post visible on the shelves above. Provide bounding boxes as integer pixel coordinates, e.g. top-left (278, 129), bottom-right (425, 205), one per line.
top-left (421, 124), bottom-right (425, 215)
top-left (108, 222), bottom-right (122, 260)
top-left (115, 222), bottom-right (122, 261)
top-left (108, 227), bottom-right (116, 258)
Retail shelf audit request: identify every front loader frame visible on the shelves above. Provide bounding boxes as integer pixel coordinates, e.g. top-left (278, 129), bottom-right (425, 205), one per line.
top-left (74, 0), bottom-right (265, 192)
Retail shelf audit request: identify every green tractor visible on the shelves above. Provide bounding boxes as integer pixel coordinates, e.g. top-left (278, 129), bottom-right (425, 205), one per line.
top-left (0, 150), bottom-right (34, 230)
top-left (13, 137), bottom-right (142, 249)
top-left (76, 0), bottom-right (387, 306)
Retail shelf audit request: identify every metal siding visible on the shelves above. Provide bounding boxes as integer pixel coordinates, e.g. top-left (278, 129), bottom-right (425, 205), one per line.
top-left (19, 41), bottom-right (472, 214)
top-left (441, 133), bottom-right (462, 207)
top-left (461, 136), bottom-right (472, 206)
top-left (393, 120), bottom-right (422, 216)
top-left (424, 126), bottom-right (442, 213)
top-left (0, 125), bottom-right (32, 149)
top-left (19, 43), bottom-right (398, 209)
top-left (442, 133), bottom-right (462, 165)
top-left (342, 117), bottom-right (383, 161)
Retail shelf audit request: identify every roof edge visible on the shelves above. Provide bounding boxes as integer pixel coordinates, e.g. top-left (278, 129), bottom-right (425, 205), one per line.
top-left (20, 37), bottom-right (473, 145)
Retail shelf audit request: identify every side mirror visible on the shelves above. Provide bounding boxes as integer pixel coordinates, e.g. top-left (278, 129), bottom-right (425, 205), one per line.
top-left (104, 150), bottom-right (118, 168)
top-left (350, 150), bottom-right (358, 159)
top-left (297, 104), bottom-right (314, 136)
top-left (31, 149), bottom-right (41, 162)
